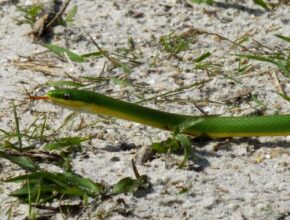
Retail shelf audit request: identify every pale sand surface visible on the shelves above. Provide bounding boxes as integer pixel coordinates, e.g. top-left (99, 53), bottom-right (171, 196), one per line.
top-left (0, 0), bottom-right (290, 219)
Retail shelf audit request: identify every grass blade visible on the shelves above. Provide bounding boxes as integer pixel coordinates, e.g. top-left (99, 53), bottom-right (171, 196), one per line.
top-left (39, 115), bottom-right (46, 143)
top-left (175, 134), bottom-right (192, 168)
top-left (278, 93), bottom-right (290, 102)
top-left (190, 0), bottom-right (214, 5)
top-left (47, 80), bottom-right (85, 88)
top-left (0, 152), bottom-right (39, 171)
top-left (112, 177), bottom-right (137, 194)
top-left (44, 136), bottom-right (90, 150)
top-left (253, 0), bottom-right (270, 10)
top-left (65, 5), bottom-right (77, 23)
top-left (275, 34), bottom-right (290, 43)
top-left (13, 103), bottom-right (22, 148)
top-left (237, 54), bottom-right (275, 64)
top-left (42, 44), bottom-right (86, 63)
top-left (194, 52), bottom-right (211, 63)
top-left (275, 60), bottom-right (290, 77)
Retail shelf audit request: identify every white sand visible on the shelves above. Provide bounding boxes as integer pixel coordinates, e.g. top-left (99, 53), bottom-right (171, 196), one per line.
top-left (0, 0), bottom-right (290, 219)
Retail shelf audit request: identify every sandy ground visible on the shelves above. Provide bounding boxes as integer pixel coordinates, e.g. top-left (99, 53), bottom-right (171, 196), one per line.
top-left (0, 0), bottom-right (290, 219)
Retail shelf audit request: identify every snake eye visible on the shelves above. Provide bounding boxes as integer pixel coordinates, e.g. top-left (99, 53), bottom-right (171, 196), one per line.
top-left (63, 94), bottom-right (71, 100)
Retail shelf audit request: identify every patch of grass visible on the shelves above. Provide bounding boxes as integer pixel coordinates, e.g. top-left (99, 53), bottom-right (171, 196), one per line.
top-left (194, 52), bottom-right (222, 76)
top-left (0, 105), bottom-right (151, 218)
top-left (5, 171), bottom-right (104, 204)
top-left (237, 34), bottom-right (290, 77)
top-left (111, 77), bottom-right (133, 86)
top-left (2, 154), bottom-right (150, 206)
top-left (194, 61), bottom-right (221, 76)
top-left (16, 2), bottom-right (77, 26)
top-left (64, 5), bottom-right (78, 24)
top-left (160, 31), bottom-right (197, 57)
top-left (236, 57), bottom-right (252, 75)
top-left (151, 118), bottom-right (204, 168)
top-left (237, 53), bottom-right (290, 77)
top-left (86, 33), bottom-right (143, 75)
top-left (15, 4), bottom-right (44, 25)
top-left (112, 160), bottom-right (151, 194)
top-left (151, 133), bottom-right (192, 168)
top-left (43, 36), bottom-right (142, 84)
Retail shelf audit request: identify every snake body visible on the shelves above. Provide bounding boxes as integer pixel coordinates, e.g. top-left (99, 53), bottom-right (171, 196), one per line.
top-left (47, 89), bottom-right (290, 138)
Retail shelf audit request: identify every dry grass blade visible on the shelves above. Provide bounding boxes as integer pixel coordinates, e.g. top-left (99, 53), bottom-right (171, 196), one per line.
top-left (12, 58), bottom-right (62, 75)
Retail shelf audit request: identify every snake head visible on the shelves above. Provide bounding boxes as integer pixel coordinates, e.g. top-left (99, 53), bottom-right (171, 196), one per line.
top-left (47, 89), bottom-right (85, 110)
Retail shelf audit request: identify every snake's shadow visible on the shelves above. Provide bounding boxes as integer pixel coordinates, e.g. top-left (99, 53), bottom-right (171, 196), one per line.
top-left (214, 1), bottom-right (265, 16)
top-left (192, 137), bottom-right (290, 171)
top-left (102, 137), bottom-right (289, 173)
top-left (228, 137), bottom-right (289, 149)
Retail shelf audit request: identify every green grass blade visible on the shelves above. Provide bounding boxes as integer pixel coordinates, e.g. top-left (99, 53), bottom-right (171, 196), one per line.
top-left (0, 152), bottom-right (39, 171)
top-left (39, 115), bottom-right (46, 143)
top-left (275, 60), bottom-right (290, 77)
top-left (65, 5), bottom-right (77, 23)
top-left (13, 103), bottom-right (22, 149)
top-left (238, 54), bottom-right (290, 77)
top-left (237, 54), bottom-right (275, 64)
top-left (16, 4), bottom-right (43, 24)
top-left (190, 0), bottom-right (214, 5)
top-left (278, 93), bottom-right (290, 102)
top-left (47, 80), bottom-right (85, 88)
top-left (111, 77), bottom-right (132, 86)
top-left (194, 52), bottom-right (211, 63)
top-left (253, 0), bottom-right (270, 10)
top-left (112, 177), bottom-right (137, 194)
top-left (5, 172), bottom-right (43, 182)
top-left (151, 138), bottom-right (180, 153)
top-left (0, 129), bottom-right (10, 136)
top-left (44, 136), bottom-right (89, 151)
top-left (175, 134), bottom-right (192, 168)
top-left (275, 34), bottom-right (290, 43)
top-left (60, 172), bottom-right (103, 196)
top-left (42, 44), bottom-right (86, 63)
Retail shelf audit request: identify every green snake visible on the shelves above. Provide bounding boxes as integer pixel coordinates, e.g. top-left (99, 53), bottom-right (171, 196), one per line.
top-left (43, 89), bottom-right (290, 138)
